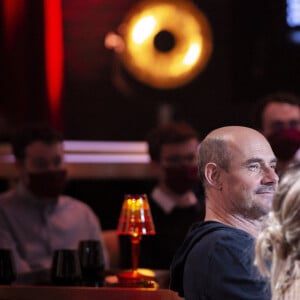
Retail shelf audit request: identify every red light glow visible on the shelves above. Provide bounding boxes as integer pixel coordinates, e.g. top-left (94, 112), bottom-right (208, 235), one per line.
top-left (44, 0), bottom-right (64, 129)
top-left (3, 0), bottom-right (25, 49)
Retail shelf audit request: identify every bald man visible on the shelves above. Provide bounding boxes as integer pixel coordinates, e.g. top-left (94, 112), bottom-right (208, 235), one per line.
top-left (170, 126), bottom-right (279, 300)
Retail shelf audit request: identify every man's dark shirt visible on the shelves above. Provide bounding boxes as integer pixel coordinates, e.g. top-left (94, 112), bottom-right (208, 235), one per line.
top-left (170, 221), bottom-right (270, 300)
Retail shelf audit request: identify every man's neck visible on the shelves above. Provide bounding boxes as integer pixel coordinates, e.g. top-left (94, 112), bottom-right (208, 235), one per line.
top-left (205, 205), bottom-right (263, 237)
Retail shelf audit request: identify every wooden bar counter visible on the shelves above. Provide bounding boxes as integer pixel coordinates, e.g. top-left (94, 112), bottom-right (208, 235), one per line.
top-left (0, 285), bottom-right (183, 300)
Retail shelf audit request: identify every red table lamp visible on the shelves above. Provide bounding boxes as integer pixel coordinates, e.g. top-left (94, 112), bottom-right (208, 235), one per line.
top-left (117, 194), bottom-right (156, 284)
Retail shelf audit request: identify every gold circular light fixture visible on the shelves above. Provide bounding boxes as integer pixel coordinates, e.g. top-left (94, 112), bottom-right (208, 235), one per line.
top-left (118, 0), bottom-right (213, 89)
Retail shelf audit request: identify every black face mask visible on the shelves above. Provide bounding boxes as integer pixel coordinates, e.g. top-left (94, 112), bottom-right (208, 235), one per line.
top-left (267, 128), bottom-right (300, 161)
top-left (27, 169), bottom-right (67, 199)
top-left (164, 165), bottom-right (199, 195)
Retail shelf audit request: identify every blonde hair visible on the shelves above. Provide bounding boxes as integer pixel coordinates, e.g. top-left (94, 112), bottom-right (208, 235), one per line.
top-left (255, 167), bottom-right (300, 297)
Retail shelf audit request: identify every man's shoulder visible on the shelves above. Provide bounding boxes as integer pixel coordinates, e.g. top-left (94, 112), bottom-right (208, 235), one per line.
top-left (59, 195), bottom-right (97, 216)
top-left (190, 221), bottom-right (254, 253)
top-left (0, 189), bottom-right (17, 205)
top-left (190, 221), bottom-right (243, 235)
top-left (59, 195), bottom-right (91, 209)
top-left (203, 222), bottom-right (252, 239)
top-left (187, 222), bottom-right (257, 276)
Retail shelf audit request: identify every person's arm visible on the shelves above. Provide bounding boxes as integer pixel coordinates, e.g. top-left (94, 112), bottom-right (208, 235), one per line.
top-left (0, 213), bottom-right (32, 274)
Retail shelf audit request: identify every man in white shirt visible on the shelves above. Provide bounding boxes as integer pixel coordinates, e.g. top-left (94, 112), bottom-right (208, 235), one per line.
top-left (0, 124), bottom-right (106, 283)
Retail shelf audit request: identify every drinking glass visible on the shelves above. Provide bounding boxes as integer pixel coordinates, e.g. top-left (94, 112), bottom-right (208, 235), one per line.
top-left (0, 249), bottom-right (16, 285)
top-left (51, 249), bottom-right (82, 286)
top-left (78, 240), bottom-right (105, 287)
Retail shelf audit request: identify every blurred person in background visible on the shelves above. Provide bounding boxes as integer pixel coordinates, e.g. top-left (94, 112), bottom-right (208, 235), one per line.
top-left (0, 124), bottom-right (107, 284)
top-left (253, 91), bottom-right (300, 175)
top-left (120, 121), bottom-right (205, 272)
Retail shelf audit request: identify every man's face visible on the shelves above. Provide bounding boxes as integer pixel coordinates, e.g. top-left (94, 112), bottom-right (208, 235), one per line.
top-left (19, 141), bottom-right (64, 176)
top-left (220, 135), bottom-right (279, 219)
top-left (158, 138), bottom-right (199, 194)
top-left (262, 102), bottom-right (300, 136)
top-left (160, 138), bottom-right (199, 169)
top-left (16, 141), bottom-right (66, 200)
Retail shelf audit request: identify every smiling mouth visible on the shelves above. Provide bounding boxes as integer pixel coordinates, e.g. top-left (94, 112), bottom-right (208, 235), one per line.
top-left (258, 191), bottom-right (274, 194)
top-left (256, 187), bottom-right (276, 194)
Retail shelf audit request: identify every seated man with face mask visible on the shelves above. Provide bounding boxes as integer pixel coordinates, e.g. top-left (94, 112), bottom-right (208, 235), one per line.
top-left (0, 124), bottom-right (106, 283)
top-left (253, 91), bottom-right (300, 175)
top-left (119, 121), bottom-right (205, 271)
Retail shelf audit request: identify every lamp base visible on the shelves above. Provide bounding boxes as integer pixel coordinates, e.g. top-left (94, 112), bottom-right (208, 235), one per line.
top-left (117, 269), bottom-right (157, 288)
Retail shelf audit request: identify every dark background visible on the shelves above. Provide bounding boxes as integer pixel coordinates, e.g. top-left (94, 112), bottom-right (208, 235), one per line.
top-left (1, 0), bottom-right (300, 140)
top-left (1, 0), bottom-right (300, 230)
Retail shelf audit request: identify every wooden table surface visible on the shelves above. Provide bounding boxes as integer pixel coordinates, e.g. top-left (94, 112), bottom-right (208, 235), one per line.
top-left (0, 285), bottom-right (183, 300)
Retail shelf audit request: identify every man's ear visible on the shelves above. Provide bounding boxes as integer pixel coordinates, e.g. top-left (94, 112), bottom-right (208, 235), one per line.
top-left (204, 163), bottom-right (222, 190)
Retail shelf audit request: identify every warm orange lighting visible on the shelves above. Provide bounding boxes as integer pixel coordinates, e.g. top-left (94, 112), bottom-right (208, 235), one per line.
top-left (118, 0), bottom-right (213, 89)
top-left (44, 0), bottom-right (64, 130)
top-left (132, 16), bottom-right (157, 44)
top-left (117, 194), bottom-right (156, 285)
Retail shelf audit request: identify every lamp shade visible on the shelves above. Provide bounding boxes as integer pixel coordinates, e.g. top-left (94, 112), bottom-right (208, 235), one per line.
top-left (117, 194), bottom-right (156, 237)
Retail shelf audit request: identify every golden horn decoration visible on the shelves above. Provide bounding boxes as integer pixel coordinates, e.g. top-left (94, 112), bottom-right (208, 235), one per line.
top-left (118, 0), bottom-right (213, 89)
